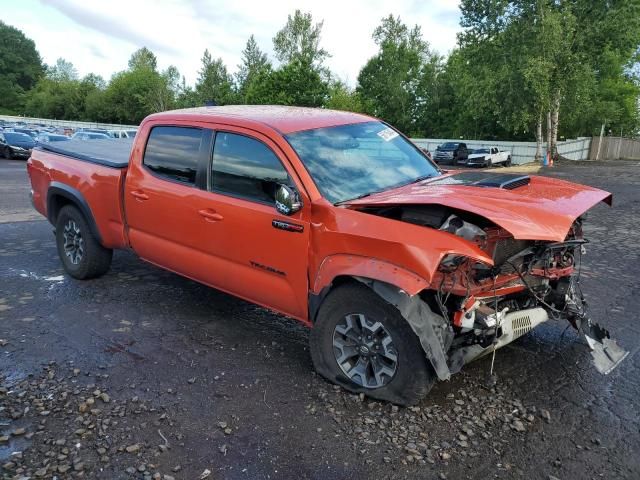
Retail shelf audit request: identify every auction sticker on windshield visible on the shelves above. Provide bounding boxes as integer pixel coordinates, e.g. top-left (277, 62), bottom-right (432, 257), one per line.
top-left (377, 127), bottom-right (399, 142)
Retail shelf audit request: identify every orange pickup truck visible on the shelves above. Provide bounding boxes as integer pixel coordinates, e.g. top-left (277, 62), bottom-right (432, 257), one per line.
top-left (27, 106), bottom-right (627, 405)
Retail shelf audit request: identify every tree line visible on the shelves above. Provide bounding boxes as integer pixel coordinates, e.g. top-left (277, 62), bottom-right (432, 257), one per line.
top-left (1, 2), bottom-right (639, 157)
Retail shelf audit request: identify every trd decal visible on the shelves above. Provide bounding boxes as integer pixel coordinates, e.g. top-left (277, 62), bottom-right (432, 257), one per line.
top-left (272, 219), bottom-right (304, 233)
top-left (250, 260), bottom-right (286, 276)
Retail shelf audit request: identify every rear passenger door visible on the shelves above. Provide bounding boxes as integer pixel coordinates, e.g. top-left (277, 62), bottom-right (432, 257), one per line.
top-left (124, 125), bottom-right (215, 275)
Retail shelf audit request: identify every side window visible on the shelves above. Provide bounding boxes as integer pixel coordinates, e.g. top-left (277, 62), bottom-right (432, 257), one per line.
top-left (143, 126), bottom-right (203, 185)
top-left (211, 132), bottom-right (290, 203)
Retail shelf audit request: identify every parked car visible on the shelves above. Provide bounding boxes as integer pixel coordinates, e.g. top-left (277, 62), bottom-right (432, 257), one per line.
top-left (36, 133), bottom-right (71, 145)
top-left (76, 128), bottom-right (109, 135)
top-left (13, 127), bottom-right (38, 139)
top-left (0, 131), bottom-right (36, 159)
top-left (434, 142), bottom-right (469, 164)
top-left (26, 106), bottom-right (627, 405)
top-left (108, 129), bottom-right (138, 139)
top-left (71, 132), bottom-right (111, 140)
top-left (464, 147), bottom-right (512, 167)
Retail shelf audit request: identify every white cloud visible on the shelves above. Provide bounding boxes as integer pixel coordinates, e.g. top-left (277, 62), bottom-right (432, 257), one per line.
top-left (6, 0), bottom-right (461, 86)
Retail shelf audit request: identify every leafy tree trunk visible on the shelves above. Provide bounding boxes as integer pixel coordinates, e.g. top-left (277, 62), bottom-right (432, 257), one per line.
top-left (550, 88), bottom-right (561, 159)
top-left (546, 110), bottom-right (552, 161)
top-left (535, 114), bottom-right (543, 162)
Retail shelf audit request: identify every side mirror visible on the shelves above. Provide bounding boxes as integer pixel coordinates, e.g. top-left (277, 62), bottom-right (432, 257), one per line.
top-left (275, 184), bottom-right (302, 216)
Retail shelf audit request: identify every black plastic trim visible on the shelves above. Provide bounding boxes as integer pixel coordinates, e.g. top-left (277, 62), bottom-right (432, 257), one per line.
top-left (38, 139), bottom-right (132, 168)
top-left (47, 182), bottom-right (103, 243)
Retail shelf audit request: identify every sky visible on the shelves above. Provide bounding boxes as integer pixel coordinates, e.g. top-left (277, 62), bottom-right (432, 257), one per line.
top-left (3, 0), bottom-right (462, 86)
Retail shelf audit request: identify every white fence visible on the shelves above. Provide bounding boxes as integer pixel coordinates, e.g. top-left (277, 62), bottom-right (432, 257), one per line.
top-left (0, 114), bottom-right (137, 130)
top-left (3, 114), bottom-right (601, 163)
top-left (412, 137), bottom-right (592, 164)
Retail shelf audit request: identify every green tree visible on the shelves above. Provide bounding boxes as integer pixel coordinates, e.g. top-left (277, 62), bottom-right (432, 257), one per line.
top-left (195, 49), bottom-right (236, 105)
top-left (326, 80), bottom-right (363, 112)
top-left (246, 10), bottom-right (332, 107)
top-left (236, 35), bottom-right (271, 102)
top-left (47, 58), bottom-right (78, 82)
top-left (175, 76), bottom-right (199, 108)
top-left (0, 21), bottom-right (44, 113)
top-left (128, 47), bottom-right (158, 71)
top-left (273, 10), bottom-right (329, 68)
top-left (25, 59), bottom-right (83, 119)
top-left (246, 58), bottom-right (328, 107)
top-left (455, 0), bottom-right (640, 154)
top-left (101, 69), bottom-right (161, 123)
top-left (98, 49), bottom-right (178, 123)
top-left (357, 15), bottom-right (440, 135)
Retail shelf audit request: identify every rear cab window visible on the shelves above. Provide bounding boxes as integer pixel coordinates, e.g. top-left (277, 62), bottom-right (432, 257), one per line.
top-left (210, 132), bottom-right (290, 204)
top-left (143, 126), bottom-right (204, 185)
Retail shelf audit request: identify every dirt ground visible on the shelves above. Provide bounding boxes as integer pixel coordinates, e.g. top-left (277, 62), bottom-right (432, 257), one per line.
top-left (1, 158), bottom-right (639, 479)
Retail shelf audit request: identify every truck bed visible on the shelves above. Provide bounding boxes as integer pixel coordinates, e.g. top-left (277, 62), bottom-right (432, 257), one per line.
top-left (38, 138), bottom-right (133, 168)
top-left (28, 144), bottom-right (130, 250)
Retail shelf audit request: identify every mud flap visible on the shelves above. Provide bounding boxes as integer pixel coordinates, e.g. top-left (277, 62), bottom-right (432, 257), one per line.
top-left (577, 317), bottom-right (629, 374)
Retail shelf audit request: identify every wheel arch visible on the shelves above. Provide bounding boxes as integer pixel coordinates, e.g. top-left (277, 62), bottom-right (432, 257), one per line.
top-left (309, 254), bottom-right (429, 323)
top-left (47, 182), bottom-right (103, 244)
top-left (309, 270), bottom-right (454, 382)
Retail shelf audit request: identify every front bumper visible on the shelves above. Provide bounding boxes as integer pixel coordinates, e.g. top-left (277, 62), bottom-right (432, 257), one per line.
top-left (11, 149), bottom-right (32, 158)
top-left (435, 155), bottom-right (454, 164)
top-left (465, 158), bottom-right (486, 166)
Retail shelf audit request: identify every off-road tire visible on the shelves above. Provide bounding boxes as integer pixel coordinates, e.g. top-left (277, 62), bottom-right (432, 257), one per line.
top-left (310, 282), bottom-right (435, 406)
top-left (55, 205), bottom-right (112, 279)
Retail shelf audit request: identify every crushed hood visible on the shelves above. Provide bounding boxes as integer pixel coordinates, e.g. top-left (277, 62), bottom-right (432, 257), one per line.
top-left (344, 172), bottom-right (612, 242)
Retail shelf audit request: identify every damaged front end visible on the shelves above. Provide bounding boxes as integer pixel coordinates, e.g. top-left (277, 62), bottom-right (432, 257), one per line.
top-left (429, 214), bottom-right (628, 375)
top-left (354, 198), bottom-right (628, 378)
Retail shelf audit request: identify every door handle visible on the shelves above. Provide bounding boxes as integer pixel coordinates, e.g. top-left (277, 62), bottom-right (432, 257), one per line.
top-left (130, 190), bottom-right (149, 201)
top-left (198, 209), bottom-right (224, 222)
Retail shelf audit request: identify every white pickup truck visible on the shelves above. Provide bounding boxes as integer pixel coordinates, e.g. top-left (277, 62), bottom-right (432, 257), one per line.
top-left (464, 147), bottom-right (512, 167)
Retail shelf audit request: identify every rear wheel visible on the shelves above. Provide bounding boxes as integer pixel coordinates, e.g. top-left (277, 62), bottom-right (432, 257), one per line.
top-left (55, 205), bottom-right (112, 279)
top-left (310, 283), bottom-right (435, 406)
top-left (3, 147), bottom-right (12, 159)
top-left (505, 156), bottom-right (512, 167)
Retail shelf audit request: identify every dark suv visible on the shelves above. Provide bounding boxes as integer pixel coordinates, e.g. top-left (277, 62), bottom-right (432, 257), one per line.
top-left (434, 142), bottom-right (469, 165)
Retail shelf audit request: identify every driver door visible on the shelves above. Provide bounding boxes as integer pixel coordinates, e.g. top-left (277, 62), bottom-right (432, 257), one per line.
top-left (197, 127), bottom-right (311, 320)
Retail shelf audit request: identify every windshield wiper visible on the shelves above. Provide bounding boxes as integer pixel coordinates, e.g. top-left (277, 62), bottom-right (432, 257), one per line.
top-left (410, 174), bottom-right (437, 184)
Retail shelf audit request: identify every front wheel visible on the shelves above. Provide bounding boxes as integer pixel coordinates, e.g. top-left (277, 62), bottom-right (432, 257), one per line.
top-left (55, 205), bottom-right (113, 279)
top-left (310, 283), bottom-right (435, 406)
top-left (3, 147), bottom-right (12, 159)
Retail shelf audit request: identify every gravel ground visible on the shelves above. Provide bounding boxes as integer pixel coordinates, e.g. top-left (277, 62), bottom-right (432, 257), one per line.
top-left (1, 158), bottom-right (639, 479)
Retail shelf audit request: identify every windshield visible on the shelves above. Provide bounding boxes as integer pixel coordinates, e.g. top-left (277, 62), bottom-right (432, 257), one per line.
top-left (286, 121), bottom-right (440, 204)
top-left (473, 148), bottom-right (490, 154)
top-left (5, 132), bottom-right (34, 144)
top-left (440, 143), bottom-right (458, 150)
